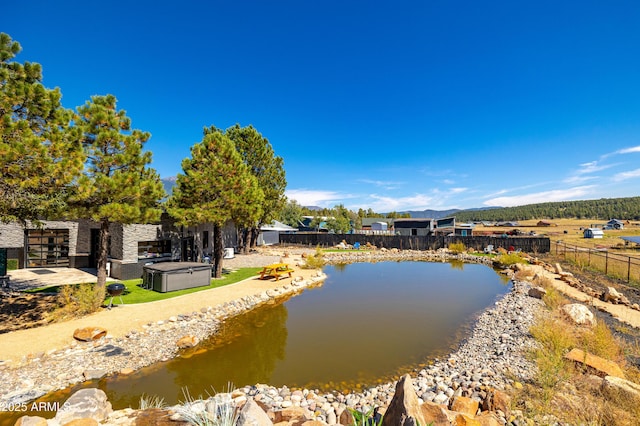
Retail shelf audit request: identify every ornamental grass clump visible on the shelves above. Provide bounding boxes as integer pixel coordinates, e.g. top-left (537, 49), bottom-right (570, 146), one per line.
top-left (496, 251), bottom-right (528, 266)
top-left (302, 246), bottom-right (325, 269)
top-left (448, 242), bottom-right (466, 254)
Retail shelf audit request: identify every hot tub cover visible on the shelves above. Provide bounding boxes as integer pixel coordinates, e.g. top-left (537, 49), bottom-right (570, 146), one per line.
top-left (142, 262), bottom-right (210, 273)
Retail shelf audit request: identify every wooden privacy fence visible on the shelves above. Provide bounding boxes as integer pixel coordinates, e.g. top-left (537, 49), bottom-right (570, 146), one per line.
top-left (279, 233), bottom-right (550, 253)
top-left (551, 240), bottom-right (640, 284)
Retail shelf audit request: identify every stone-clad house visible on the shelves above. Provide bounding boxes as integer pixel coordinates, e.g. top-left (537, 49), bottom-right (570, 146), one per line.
top-left (0, 215), bottom-right (237, 280)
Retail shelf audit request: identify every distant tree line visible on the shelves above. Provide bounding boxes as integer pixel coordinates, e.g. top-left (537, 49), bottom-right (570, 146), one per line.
top-left (452, 197), bottom-right (640, 222)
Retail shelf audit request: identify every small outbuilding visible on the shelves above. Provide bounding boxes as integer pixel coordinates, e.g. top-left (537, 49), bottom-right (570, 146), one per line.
top-left (258, 220), bottom-right (297, 246)
top-left (371, 221), bottom-right (388, 231)
top-left (605, 219), bottom-right (624, 230)
top-left (584, 228), bottom-right (604, 239)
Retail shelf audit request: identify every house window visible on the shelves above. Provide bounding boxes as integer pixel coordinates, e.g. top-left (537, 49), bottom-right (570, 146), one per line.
top-left (26, 229), bottom-right (70, 267)
top-left (202, 231), bottom-right (209, 249)
top-left (138, 240), bottom-right (172, 259)
top-left (411, 229), bottom-right (418, 236)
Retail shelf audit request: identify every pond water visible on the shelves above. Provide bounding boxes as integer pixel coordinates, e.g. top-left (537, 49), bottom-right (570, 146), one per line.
top-left (12, 261), bottom-right (510, 414)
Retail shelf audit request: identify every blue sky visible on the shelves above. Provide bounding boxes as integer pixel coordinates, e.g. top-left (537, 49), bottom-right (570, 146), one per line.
top-left (4, 1), bottom-right (640, 212)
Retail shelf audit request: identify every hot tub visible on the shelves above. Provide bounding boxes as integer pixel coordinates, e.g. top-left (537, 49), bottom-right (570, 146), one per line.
top-left (143, 262), bottom-right (212, 293)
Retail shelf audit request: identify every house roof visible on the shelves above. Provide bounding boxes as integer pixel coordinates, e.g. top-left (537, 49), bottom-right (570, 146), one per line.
top-left (393, 218), bottom-right (434, 228)
top-left (361, 218), bottom-right (390, 227)
top-left (260, 220), bottom-right (297, 232)
top-left (621, 236), bottom-right (640, 244)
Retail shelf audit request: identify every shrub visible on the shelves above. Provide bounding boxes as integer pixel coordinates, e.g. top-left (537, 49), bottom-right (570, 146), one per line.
top-left (448, 242), bottom-right (466, 254)
top-left (52, 283), bottom-right (103, 320)
top-left (496, 252), bottom-right (527, 266)
top-left (302, 247), bottom-right (325, 269)
top-left (7, 259), bottom-right (18, 270)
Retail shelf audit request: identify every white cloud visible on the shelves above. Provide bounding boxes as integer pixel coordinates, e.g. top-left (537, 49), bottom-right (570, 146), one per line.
top-left (575, 161), bottom-right (614, 175)
top-left (366, 193), bottom-right (436, 212)
top-left (450, 187), bottom-right (468, 194)
top-left (612, 168), bottom-right (640, 182)
top-left (563, 175), bottom-right (598, 184)
top-left (615, 145), bottom-right (640, 155)
top-left (358, 179), bottom-right (404, 190)
top-left (285, 189), bottom-right (353, 207)
top-left (483, 186), bottom-right (594, 207)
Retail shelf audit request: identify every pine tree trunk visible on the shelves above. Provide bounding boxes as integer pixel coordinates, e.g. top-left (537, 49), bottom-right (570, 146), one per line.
top-left (96, 219), bottom-right (109, 301)
top-left (242, 227), bottom-right (250, 254)
top-left (250, 226), bottom-right (259, 248)
top-left (213, 223), bottom-right (223, 278)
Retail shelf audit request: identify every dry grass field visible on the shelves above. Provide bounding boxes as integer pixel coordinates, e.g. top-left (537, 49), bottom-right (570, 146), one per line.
top-left (474, 218), bottom-right (640, 255)
top-left (475, 219), bottom-right (640, 284)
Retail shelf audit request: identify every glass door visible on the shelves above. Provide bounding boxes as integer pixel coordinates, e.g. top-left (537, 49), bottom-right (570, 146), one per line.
top-left (26, 229), bottom-right (70, 267)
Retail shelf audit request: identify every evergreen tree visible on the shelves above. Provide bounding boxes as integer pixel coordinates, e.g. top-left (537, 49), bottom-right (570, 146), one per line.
top-left (280, 199), bottom-right (303, 228)
top-left (70, 95), bottom-right (165, 295)
top-left (0, 33), bottom-right (83, 223)
top-left (206, 124), bottom-right (286, 253)
top-left (168, 132), bottom-right (263, 277)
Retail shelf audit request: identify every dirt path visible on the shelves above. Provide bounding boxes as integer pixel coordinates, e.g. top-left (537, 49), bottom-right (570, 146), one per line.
top-left (527, 264), bottom-right (640, 328)
top-left (0, 256), bottom-right (318, 364)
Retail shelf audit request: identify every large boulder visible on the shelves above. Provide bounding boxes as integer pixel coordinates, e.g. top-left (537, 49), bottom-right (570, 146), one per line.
top-left (564, 348), bottom-right (625, 378)
top-left (13, 416), bottom-right (47, 426)
top-left (53, 388), bottom-right (112, 425)
top-left (601, 375), bottom-right (640, 405)
top-left (449, 396), bottom-right (479, 417)
top-left (602, 287), bottom-right (623, 303)
top-left (528, 286), bottom-right (547, 299)
top-left (481, 389), bottom-right (511, 420)
top-left (561, 304), bottom-right (596, 327)
top-left (73, 327), bottom-right (107, 342)
top-left (237, 398), bottom-right (274, 426)
top-left (419, 401), bottom-right (450, 426)
top-left (381, 374), bottom-right (427, 426)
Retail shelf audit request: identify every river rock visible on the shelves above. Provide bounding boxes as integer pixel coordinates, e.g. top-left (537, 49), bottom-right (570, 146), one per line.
top-left (73, 327), bottom-right (107, 342)
top-left (561, 304), bottom-right (596, 327)
top-left (176, 335), bottom-right (198, 348)
top-left (54, 388), bottom-right (112, 425)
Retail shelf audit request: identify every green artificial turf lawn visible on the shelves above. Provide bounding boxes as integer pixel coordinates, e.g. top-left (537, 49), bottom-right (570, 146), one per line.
top-left (26, 267), bottom-right (262, 304)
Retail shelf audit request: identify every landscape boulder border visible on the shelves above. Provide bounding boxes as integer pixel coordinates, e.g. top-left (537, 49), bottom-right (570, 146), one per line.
top-left (3, 249), bottom-right (551, 425)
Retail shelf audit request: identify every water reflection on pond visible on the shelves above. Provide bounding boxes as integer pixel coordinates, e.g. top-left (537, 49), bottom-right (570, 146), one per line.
top-left (32, 261), bottom-right (512, 411)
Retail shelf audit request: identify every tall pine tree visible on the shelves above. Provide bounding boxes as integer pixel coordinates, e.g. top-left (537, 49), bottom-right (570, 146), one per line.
top-left (168, 131), bottom-right (264, 277)
top-left (70, 95), bottom-right (165, 295)
top-left (206, 124), bottom-right (286, 252)
top-left (0, 33), bottom-right (83, 224)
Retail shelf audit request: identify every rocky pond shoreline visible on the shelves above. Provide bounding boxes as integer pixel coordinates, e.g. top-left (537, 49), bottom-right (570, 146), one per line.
top-left (1, 249), bottom-right (545, 425)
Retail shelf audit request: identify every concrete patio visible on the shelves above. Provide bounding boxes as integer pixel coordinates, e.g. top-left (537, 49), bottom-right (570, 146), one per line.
top-left (6, 268), bottom-right (116, 291)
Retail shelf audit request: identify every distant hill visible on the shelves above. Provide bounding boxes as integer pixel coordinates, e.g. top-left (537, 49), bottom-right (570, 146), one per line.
top-left (402, 209), bottom-right (462, 219)
top-left (402, 207), bottom-right (501, 219)
top-left (452, 197), bottom-right (640, 222)
top-left (161, 177), bottom-right (176, 196)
